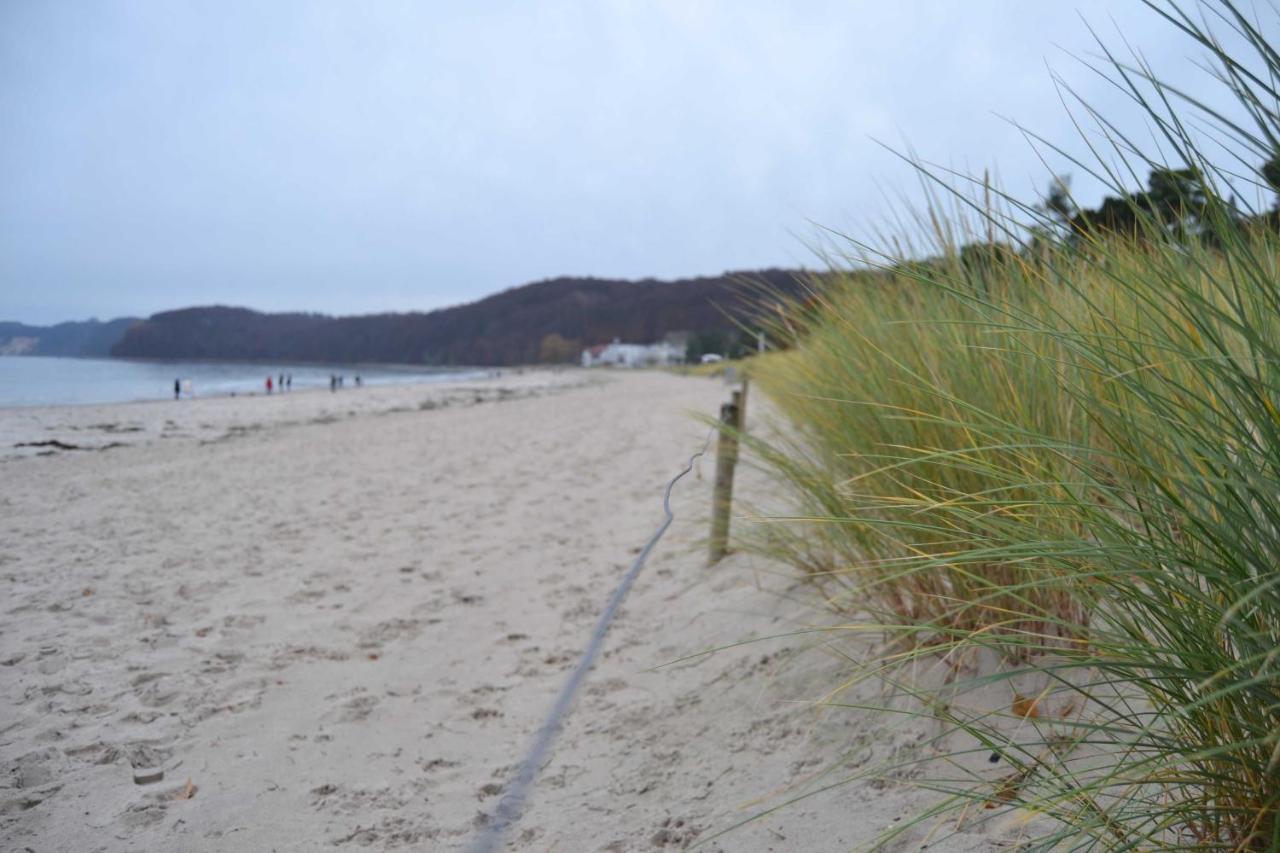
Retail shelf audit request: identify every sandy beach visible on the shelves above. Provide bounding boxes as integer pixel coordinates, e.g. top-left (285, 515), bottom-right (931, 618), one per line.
top-left (1, 370), bottom-right (1004, 851)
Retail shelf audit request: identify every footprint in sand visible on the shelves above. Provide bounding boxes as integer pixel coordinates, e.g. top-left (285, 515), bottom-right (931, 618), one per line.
top-left (584, 677), bottom-right (628, 698)
top-left (131, 672), bottom-right (178, 708)
top-left (9, 746), bottom-right (68, 789)
top-left (650, 815), bottom-right (702, 848)
top-left (286, 587), bottom-right (328, 604)
top-left (119, 801), bottom-right (168, 829)
top-left (327, 692), bottom-right (380, 723)
top-left (357, 617), bottom-right (424, 650)
top-left (309, 782), bottom-right (410, 813)
top-left (181, 677), bottom-right (270, 724)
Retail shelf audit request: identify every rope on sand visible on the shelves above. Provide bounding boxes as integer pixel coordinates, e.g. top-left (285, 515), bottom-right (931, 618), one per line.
top-left (468, 425), bottom-right (717, 853)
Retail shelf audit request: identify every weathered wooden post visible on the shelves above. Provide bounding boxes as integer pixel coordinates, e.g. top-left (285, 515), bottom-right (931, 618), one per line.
top-left (708, 397), bottom-right (741, 565)
top-left (737, 378), bottom-right (749, 431)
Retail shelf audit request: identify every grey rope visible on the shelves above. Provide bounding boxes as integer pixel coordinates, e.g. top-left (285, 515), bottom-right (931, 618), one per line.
top-left (468, 425), bottom-right (717, 853)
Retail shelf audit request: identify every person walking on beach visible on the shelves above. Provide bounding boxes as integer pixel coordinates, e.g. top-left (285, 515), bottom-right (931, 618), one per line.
top-left (278, 373), bottom-right (284, 392)
top-left (286, 374), bottom-right (292, 391)
top-left (174, 378), bottom-right (181, 400)
top-left (266, 375), bottom-right (274, 395)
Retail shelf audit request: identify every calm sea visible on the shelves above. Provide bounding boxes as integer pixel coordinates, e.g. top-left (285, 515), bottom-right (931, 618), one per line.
top-left (0, 356), bottom-right (485, 408)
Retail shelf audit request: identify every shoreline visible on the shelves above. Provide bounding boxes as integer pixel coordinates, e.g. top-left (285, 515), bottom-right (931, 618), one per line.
top-left (1, 352), bottom-right (490, 370)
top-left (0, 355), bottom-right (509, 412)
top-left (0, 368), bottom-right (596, 460)
top-left (0, 370), bottom-right (497, 413)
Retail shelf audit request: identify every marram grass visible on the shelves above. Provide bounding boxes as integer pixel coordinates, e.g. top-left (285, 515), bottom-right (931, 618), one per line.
top-left (739, 1), bottom-right (1280, 848)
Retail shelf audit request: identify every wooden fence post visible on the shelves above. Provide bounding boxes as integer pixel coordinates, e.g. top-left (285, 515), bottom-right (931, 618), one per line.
top-left (708, 398), bottom-right (741, 565)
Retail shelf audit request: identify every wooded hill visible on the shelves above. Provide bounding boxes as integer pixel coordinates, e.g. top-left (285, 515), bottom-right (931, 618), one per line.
top-left (111, 270), bottom-right (808, 366)
top-left (0, 317), bottom-right (140, 357)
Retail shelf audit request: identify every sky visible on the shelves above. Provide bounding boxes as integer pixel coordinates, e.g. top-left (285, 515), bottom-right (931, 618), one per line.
top-left (0, 1), bottom-right (1266, 324)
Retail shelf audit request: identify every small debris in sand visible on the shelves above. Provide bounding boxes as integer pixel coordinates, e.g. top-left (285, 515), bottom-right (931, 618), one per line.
top-left (1011, 693), bottom-right (1041, 719)
top-left (15, 439), bottom-right (84, 451)
top-left (985, 770), bottom-right (1031, 808)
top-left (172, 778), bottom-right (197, 800)
top-left (132, 766), bottom-right (164, 785)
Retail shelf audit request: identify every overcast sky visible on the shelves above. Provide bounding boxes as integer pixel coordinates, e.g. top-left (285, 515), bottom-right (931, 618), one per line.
top-left (0, 1), bottom-right (1263, 323)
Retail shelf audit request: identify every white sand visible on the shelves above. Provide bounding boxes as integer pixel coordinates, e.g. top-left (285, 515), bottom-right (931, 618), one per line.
top-left (1, 370), bottom-right (1010, 851)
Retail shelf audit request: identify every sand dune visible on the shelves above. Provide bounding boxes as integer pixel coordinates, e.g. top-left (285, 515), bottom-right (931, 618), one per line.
top-left (1, 370), bottom-right (1004, 851)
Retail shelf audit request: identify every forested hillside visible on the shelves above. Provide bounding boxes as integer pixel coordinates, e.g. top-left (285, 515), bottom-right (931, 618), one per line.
top-left (0, 317), bottom-right (140, 357)
top-left (111, 270), bottom-right (807, 365)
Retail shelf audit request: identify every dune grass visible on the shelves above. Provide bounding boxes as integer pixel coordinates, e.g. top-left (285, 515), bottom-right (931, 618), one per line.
top-left (741, 1), bottom-right (1280, 847)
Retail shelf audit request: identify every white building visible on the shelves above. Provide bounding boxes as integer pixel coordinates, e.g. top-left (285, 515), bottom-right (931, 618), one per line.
top-left (581, 338), bottom-right (684, 368)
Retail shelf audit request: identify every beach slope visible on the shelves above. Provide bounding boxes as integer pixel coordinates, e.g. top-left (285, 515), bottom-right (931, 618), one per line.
top-left (1, 371), bottom-right (998, 851)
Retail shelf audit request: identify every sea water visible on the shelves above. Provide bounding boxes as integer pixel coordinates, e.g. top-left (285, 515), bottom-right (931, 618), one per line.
top-left (0, 356), bottom-right (485, 407)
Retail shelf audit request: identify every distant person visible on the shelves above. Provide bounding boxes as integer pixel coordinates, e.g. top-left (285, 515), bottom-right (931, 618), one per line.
top-left (286, 374), bottom-right (292, 391)
top-left (174, 378), bottom-right (181, 400)
top-left (355, 375), bottom-right (362, 388)
top-left (330, 374), bottom-right (336, 392)
top-left (278, 373), bottom-right (284, 392)
top-left (266, 375), bottom-right (274, 394)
